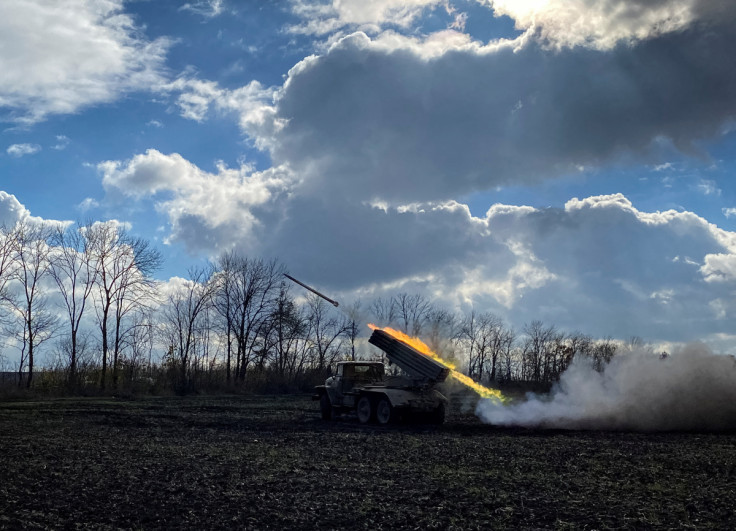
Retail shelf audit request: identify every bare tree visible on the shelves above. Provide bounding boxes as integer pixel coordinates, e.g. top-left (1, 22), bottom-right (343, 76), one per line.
top-left (215, 253), bottom-right (282, 383)
top-left (0, 225), bottom-right (18, 323)
top-left (48, 222), bottom-right (98, 388)
top-left (120, 309), bottom-right (156, 384)
top-left (212, 252), bottom-right (236, 382)
top-left (8, 221), bottom-right (58, 387)
top-left (89, 223), bottom-right (161, 388)
top-left (499, 327), bottom-right (517, 382)
top-left (393, 292), bottom-right (432, 336)
top-left (265, 283), bottom-right (307, 380)
top-left (591, 336), bottom-right (617, 371)
top-left (342, 299), bottom-right (363, 361)
top-left (460, 310), bottom-right (505, 381)
top-left (622, 335), bottom-right (649, 354)
top-left (425, 307), bottom-right (457, 360)
top-left (567, 331), bottom-right (593, 361)
top-left (305, 293), bottom-right (349, 372)
top-left (161, 267), bottom-right (217, 390)
top-left (110, 237), bottom-right (161, 387)
top-left (522, 320), bottom-right (557, 384)
top-left (369, 296), bottom-right (396, 327)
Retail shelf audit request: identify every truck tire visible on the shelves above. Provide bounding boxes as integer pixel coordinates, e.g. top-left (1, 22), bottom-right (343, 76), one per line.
top-left (320, 393), bottom-right (333, 421)
top-left (431, 402), bottom-right (446, 425)
top-left (375, 397), bottom-right (394, 425)
top-left (357, 396), bottom-right (373, 424)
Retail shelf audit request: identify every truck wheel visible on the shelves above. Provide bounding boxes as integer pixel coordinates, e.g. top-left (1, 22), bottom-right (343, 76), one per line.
top-left (357, 396), bottom-right (373, 424)
top-left (375, 397), bottom-right (394, 425)
top-left (320, 394), bottom-right (333, 421)
top-left (431, 403), bottom-right (446, 425)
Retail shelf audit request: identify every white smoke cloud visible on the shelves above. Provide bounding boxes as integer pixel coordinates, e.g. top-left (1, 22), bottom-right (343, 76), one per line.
top-left (476, 344), bottom-right (736, 431)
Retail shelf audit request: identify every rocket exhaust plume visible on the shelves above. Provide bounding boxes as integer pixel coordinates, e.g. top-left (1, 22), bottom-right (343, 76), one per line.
top-left (476, 343), bottom-right (736, 431)
top-left (368, 324), bottom-right (507, 403)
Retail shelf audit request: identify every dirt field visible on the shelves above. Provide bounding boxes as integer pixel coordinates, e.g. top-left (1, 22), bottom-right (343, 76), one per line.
top-left (1, 395), bottom-right (734, 530)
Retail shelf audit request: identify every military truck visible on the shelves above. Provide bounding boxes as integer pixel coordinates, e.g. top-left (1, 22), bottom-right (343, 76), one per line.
top-left (314, 328), bottom-right (449, 425)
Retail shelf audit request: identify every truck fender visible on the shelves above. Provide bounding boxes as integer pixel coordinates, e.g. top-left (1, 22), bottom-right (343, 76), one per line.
top-left (367, 389), bottom-right (416, 408)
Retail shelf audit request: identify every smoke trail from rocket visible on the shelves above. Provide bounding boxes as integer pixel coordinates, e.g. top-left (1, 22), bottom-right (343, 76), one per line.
top-left (476, 343), bottom-right (736, 431)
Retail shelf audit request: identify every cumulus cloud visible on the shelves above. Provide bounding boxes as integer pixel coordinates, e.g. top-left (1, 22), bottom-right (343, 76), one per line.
top-left (161, 78), bottom-right (281, 150)
top-left (0, 191), bottom-right (67, 228)
top-left (0, 0), bottom-right (170, 123)
top-left (161, 3), bottom-right (736, 206)
top-left (488, 0), bottom-right (693, 50)
top-left (98, 150), bottom-right (296, 253)
top-left (107, 1), bottom-right (736, 348)
top-left (0, 191), bottom-right (33, 226)
top-left (487, 0), bottom-right (736, 50)
top-left (307, 192), bottom-right (736, 344)
top-left (263, 25), bottom-right (736, 203)
top-left (98, 147), bottom-right (736, 345)
top-left (6, 143), bottom-right (41, 157)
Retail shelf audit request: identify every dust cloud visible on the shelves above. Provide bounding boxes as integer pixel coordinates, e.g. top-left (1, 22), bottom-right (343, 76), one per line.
top-left (476, 344), bottom-right (736, 431)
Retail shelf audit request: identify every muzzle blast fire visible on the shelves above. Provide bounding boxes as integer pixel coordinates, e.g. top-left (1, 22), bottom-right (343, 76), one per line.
top-left (368, 324), bottom-right (507, 403)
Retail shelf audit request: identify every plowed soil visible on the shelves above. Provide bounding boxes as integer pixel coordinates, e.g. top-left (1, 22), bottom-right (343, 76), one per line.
top-left (1, 395), bottom-right (734, 530)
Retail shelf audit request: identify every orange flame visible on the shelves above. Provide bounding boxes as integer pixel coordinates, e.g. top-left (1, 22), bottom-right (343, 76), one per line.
top-left (369, 324), bottom-right (506, 403)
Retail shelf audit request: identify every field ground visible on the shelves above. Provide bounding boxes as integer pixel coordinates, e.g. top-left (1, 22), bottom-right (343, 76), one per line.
top-left (1, 395), bottom-right (735, 530)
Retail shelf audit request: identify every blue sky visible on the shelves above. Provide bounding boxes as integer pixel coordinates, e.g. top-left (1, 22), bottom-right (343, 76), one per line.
top-left (2, 0), bottom-right (736, 352)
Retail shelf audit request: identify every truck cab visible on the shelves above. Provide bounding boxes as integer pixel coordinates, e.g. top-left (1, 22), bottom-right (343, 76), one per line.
top-left (322, 361), bottom-right (384, 411)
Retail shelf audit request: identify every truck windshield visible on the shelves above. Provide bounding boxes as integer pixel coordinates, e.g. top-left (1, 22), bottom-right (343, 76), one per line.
top-left (353, 365), bottom-right (382, 381)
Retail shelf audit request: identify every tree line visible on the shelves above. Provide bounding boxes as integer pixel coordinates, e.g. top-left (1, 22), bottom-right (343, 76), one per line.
top-left (0, 222), bottom-right (627, 395)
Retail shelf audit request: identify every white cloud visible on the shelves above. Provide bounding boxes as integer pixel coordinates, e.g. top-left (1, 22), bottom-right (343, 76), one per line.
top-left (695, 179), bottom-right (721, 196)
top-left (6, 143), bottom-right (41, 157)
top-left (723, 207), bottom-right (736, 219)
top-left (255, 26), bottom-right (736, 203)
top-left (701, 254), bottom-right (736, 283)
top-left (77, 198), bottom-right (100, 212)
top-left (164, 6), bottom-right (736, 207)
top-left (161, 78), bottom-right (281, 150)
top-left (289, 0), bottom-right (444, 36)
top-left (101, 2), bottom-right (736, 350)
top-left (52, 135), bottom-right (70, 150)
top-left (99, 147), bottom-right (736, 346)
top-left (0, 0), bottom-right (170, 124)
top-left (98, 150), bottom-right (297, 253)
top-left (0, 191), bottom-right (33, 226)
top-left (486, 0), bottom-right (731, 50)
top-left (0, 190), bottom-right (69, 229)
top-left (180, 0), bottom-right (224, 19)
